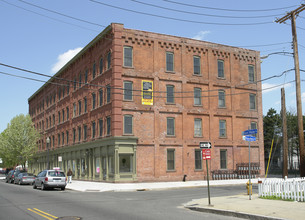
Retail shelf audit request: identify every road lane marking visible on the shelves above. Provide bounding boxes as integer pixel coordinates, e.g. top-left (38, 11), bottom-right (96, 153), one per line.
top-left (27, 208), bottom-right (58, 220)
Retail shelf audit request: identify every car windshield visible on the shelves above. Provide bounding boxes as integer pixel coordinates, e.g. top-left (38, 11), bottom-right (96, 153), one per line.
top-left (48, 171), bottom-right (65, 177)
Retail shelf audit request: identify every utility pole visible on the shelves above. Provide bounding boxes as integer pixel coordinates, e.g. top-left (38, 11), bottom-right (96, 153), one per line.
top-left (276, 5), bottom-right (305, 177)
top-left (281, 88), bottom-right (288, 178)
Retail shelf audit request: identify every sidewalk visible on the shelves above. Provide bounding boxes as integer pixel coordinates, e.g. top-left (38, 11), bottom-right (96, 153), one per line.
top-left (184, 193), bottom-right (305, 220)
top-left (64, 179), bottom-right (305, 220)
top-left (64, 178), bottom-right (252, 192)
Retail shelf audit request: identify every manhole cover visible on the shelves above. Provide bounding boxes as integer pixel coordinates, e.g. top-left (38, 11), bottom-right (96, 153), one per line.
top-left (57, 217), bottom-right (82, 220)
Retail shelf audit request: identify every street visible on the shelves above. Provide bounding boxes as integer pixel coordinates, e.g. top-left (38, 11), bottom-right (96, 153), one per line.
top-left (0, 178), bottom-right (248, 220)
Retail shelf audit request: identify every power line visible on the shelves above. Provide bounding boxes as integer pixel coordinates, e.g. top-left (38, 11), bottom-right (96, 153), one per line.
top-left (18, 0), bottom-right (106, 28)
top-left (0, 62), bottom-right (300, 97)
top-left (0, 0), bottom-right (100, 32)
top-left (163, 0), bottom-right (299, 12)
top-left (89, 0), bottom-right (273, 26)
top-left (0, 70), bottom-right (298, 99)
top-left (130, 0), bottom-right (284, 19)
top-left (234, 42), bottom-right (291, 48)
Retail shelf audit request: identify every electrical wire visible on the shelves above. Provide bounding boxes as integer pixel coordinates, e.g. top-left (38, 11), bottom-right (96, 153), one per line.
top-left (130, 0), bottom-right (284, 19)
top-left (0, 0), bottom-right (100, 32)
top-left (89, 0), bottom-right (273, 26)
top-left (18, 0), bottom-right (106, 28)
top-left (0, 62), bottom-right (299, 97)
top-left (162, 0), bottom-right (299, 12)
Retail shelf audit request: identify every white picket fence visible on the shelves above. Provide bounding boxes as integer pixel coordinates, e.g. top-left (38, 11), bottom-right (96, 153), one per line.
top-left (258, 178), bottom-right (305, 202)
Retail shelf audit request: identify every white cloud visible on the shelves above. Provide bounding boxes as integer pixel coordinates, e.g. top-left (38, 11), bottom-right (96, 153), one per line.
top-left (302, 92), bottom-right (305, 102)
top-left (51, 47), bottom-right (83, 73)
top-left (262, 82), bottom-right (292, 94)
top-left (192, 31), bottom-right (211, 40)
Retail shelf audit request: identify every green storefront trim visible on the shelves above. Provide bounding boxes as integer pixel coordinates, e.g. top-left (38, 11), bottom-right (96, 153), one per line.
top-left (28, 136), bottom-right (138, 182)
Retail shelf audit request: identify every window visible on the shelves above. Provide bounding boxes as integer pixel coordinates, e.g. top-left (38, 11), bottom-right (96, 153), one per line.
top-left (124, 115), bottom-right (133, 134)
top-left (58, 134), bottom-right (60, 146)
top-left (99, 119), bottom-right (103, 137)
top-left (78, 100), bottom-right (82, 115)
top-left (248, 65), bottom-right (255, 82)
top-left (166, 85), bottom-right (174, 104)
top-left (195, 150), bottom-right (202, 170)
top-left (79, 73), bottom-right (82, 88)
top-left (217, 59), bottom-right (224, 78)
top-left (193, 56), bottom-right (201, 75)
top-left (167, 117), bottom-right (175, 136)
top-left (73, 77), bottom-right (77, 90)
top-left (92, 62), bottom-right (96, 79)
top-left (99, 58), bottom-right (103, 74)
top-left (84, 97), bottom-right (87, 113)
top-left (73, 128), bottom-right (76, 143)
top-left (78, 127), bottom-right (81, 142)
top-left (99, 89), bottom-right (103, 106)
top-left (123, 81), bottom-right (133, 101)
top-left (52, 136), bottom-right (54, 148)
top-left (251, 122), bottom-right (257, 138)
top-left (67, 85), bottom-right (70, 94)
top-left (167, 149), bottom-right (175, 171)
top-left (62, 109), bottom-right (65, 122)
top-left (53, 114), bottom-right (55, 126)
top-left (92, 121), bottom-right (96, 138)
top-left (66, 131), bottom-right (69, 144)
top-left (119, 154), bottom-right (133, 173)
top-left (107, 52), bottom-right (111, 70)
top-left (66, 107), bottom-right (69, 120)
top-left (84, 125), bottom-right (87, 140)
top-left (250, 94), bottom-right (256, 110)
top-left (106, 117), bottom-right (111, 135)
top-left (166, 52), bottom-right (174, 72)
top-left (85, 69), bottom-right (88, 83)
top-left (194, 88), bottom-right (202, 105)
top-left (58, 111), bottom-right (61, 124)
top-left (218, 90), bottom-right (226, 108)
top-left (92, 93), bottom-right (96, 109)
top-left (124, 46), bottom-right (133, 67)
top-left (62, 132), bottom-right (64, 145)
top-left (106, 85), bottom-right (111, 103)
top-left (73, 103), bottom-right (76, 117)
top-left (194, 118), bottom-right (202, 137)
top-left (58, 88), bottom-right (61, 100)
top-left (220, 149), bottom-right (227, 169)
top-left (219, 120), bottom-right (226, 138)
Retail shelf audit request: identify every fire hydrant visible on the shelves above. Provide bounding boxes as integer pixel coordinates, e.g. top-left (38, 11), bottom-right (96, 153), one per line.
top-left (246, 181), bottom-right (252, 195)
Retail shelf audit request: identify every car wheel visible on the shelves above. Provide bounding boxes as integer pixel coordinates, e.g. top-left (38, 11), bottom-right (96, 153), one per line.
top-left (61, 187), bottom-right (65, 191)
top-left (33, 183), bottom-right (37, 189)
top-left (41, 183), bottom-right (45, 190)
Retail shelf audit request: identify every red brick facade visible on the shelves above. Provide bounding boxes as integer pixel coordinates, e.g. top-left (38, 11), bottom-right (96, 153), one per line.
top-left (28, 23), bottom-right (264, 182)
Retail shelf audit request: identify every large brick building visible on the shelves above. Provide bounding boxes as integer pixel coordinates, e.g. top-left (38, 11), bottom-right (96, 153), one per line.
top-left (28, 23), bottom-right (264, 182)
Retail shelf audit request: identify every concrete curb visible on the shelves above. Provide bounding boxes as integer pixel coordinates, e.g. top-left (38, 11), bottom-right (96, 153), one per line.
top-left (185, 206), bottom-right (286, 220)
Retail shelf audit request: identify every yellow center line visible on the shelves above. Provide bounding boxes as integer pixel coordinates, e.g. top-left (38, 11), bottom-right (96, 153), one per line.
top-left (27, 208), bottom-right (58, 220)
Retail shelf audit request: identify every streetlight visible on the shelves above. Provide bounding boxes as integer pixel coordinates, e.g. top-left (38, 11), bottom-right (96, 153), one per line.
top-left (260, 51), bottom-right (293, 60)
top-left (46, 137), bottom-right (50, 170)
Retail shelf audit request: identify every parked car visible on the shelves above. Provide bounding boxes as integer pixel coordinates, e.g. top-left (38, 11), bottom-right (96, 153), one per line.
top-left (14, 173), bottom-right (35, 185)
top-left (33, 170), bottom-right (66, 190)
top-left (5, 170), bottom-right (15, 183)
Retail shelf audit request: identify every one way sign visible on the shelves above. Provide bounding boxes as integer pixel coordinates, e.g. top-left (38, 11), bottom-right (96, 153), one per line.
top-left (199, 142), bottom-right (212, 149)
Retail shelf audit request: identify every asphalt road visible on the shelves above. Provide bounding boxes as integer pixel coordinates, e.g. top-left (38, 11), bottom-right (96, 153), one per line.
top-left (0, 178), bottom-right (250, 220)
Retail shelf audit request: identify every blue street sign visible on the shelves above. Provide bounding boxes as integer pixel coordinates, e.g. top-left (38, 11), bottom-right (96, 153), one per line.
top-left (243, 135), bottom-right (256, 142)
top-left (242, 129), bottom-right (257, 136)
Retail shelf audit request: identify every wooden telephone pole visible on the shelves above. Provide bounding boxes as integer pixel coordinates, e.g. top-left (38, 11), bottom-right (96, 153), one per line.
top-left (276, 5), bottom-right (305, 177)
top-left (281, 88), bottom-right (288, 178)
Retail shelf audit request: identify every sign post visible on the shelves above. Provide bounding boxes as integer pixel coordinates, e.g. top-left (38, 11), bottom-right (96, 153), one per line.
top-left (200, 142), bottom-right (212, 206)
top-left (242, 129), bottom-right (257, 200)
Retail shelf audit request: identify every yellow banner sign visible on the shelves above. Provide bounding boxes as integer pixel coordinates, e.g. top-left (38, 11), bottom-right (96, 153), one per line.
top-left (141, 80), bottom-right (153, 105)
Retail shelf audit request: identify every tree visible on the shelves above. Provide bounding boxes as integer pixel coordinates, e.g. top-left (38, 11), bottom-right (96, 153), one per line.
top-left (0, 114), bottom-right (39, 168)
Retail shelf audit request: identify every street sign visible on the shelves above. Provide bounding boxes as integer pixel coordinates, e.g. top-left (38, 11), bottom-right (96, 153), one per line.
top-left (243, 135), bottom-right (256, 142)
top-left (199, 142), bottom-right (212, 149)
top-left (242, 129), bottom-right (257, 136)
top-left (202, 149), bottom-right (211, 160)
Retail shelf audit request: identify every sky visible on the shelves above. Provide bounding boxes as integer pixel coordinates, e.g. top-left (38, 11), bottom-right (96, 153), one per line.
top-left (0, 0), bottom-right (305, 133)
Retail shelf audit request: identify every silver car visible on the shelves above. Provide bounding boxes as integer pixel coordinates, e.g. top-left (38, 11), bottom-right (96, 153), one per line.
top-left (14, 172), bottom-right (35, 185)
top-left (33, 170), bottom-right (67, 190)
